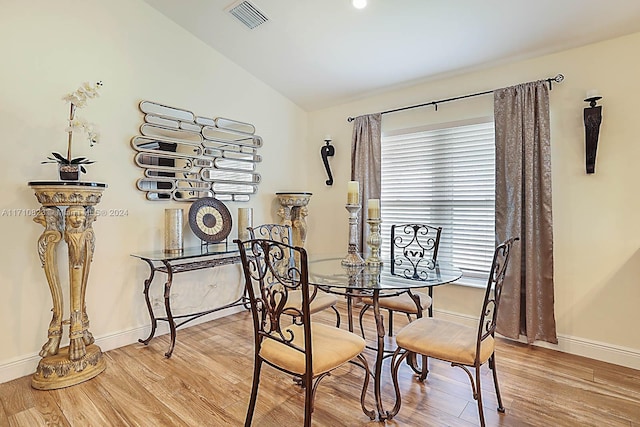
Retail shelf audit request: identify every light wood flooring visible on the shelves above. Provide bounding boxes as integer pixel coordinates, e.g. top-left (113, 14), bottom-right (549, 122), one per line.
top-left (1, 302), bottom-right (639, 426)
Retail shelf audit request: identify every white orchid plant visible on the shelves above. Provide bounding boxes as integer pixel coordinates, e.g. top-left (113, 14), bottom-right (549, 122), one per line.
top-left (42, 81), bottom-right (103, 174)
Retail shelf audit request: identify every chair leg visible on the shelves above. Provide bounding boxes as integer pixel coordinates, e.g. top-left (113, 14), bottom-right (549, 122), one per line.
top-left (304, 372), bottom-right (315, 427)
top-left (330, 305), bottom-right (341, 328)
top-left (405, 352), bottom-right (429, 381)
top-left (453, 362), bottom-right (488, 427)
top-left (388, 348), bottom-right (410, 420)
top-left (427, 286), bottom-right (433, 317)
top-left (354, 354), bottom-right (376, 420)
top-left (388, 309), bottom-right (394, 337)
top-left (244, 358), bottom-right (262, 427)
top-left (418, 354), bottom-right (429, 381)
top-left (489, 353), bottom-right (505, 413)
top-left (475, 364), bottom-right (486, 427)
top-left (303, 372), bottom-right (322, 427)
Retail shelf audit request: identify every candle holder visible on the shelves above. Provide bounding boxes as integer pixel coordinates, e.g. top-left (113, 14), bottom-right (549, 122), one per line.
top-left (365, 218), bottom-right (382, 266)
top-left (341, 204), bottom-right (365, 267)
top-left (237, 207), bottom-right (253, 242)
top-left (164, 208), bottom-right (184, 253)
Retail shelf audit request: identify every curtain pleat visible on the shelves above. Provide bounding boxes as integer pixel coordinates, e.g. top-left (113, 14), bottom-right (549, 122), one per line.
top-left (494, 81), bottom-right (558, 344)
top-left (351, 114), bottom-right (382, 253)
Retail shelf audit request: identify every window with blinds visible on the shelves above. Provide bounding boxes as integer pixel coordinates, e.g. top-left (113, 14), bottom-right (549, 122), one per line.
top-left (380, 119), bottom-right (495, 285)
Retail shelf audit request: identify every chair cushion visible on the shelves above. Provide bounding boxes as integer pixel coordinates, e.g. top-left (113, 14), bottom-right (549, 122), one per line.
top-left (395, 318), bottom-right (495, 366)
top-left (361, 291), bottom-right (432, 314)
top-left (283, 289), bottom-right (337, 315)
top-left (260, 323), bottom-right (365, 376)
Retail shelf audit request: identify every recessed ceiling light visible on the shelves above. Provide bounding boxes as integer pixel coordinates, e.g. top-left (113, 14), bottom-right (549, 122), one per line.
top-left (352, 0), bottom-right (367, 9)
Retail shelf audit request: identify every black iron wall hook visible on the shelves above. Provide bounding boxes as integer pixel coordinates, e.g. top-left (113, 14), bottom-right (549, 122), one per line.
top-left (321, 137), bottom-right (335, 186)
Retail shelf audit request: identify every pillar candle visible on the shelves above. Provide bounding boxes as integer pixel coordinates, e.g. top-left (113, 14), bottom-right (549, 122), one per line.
top-left (347, 181), bottom-right (359, 205)
top-left (164, 208), bottom-right (183, 253)
top-left (367, 198), bottom-right (380, 219)
top-left (237, 207), bottom-right (253, 241)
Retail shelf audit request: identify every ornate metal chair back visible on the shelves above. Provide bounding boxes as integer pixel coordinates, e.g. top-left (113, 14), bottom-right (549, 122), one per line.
top-left (248, 224), bottom-right (295, 271)
top-left (476, 237), bottom-right (519, 352)
top-left (247, 224), bottom-right (293, 245)
top-left (390, 223), bottom-right (442, 278)
top-left (236, 238), bottom-right (311, 347)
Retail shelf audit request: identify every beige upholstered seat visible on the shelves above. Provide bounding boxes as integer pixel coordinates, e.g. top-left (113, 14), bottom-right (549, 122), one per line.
top-left (361, 291), bottom-right (431, 314)
top-left (284, 289), bottom-right (338, 315)
top-left (395, 318), bottom-right (494, 366)
top-left (236, 238), bottom-right (375, 427)
top-left (388, 237), bottom-right (519, 427)
top-left (261, 323), bottom-right (365, 376)
top-left (248, 224), bottom-right (340, 327)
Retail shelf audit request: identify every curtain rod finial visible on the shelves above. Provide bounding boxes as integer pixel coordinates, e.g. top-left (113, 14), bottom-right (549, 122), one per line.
top-left (347, 116), bottom-right (355, 122)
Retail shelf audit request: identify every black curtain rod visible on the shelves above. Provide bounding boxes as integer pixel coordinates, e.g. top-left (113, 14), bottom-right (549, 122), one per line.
top-left (347, 73), bottom-right (565, 122)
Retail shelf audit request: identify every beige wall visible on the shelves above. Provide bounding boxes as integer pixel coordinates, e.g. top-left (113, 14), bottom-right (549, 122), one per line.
top-left (0, 0), bottom-right (307, 382)
top-left (305, 32), bottom-right (640, 369)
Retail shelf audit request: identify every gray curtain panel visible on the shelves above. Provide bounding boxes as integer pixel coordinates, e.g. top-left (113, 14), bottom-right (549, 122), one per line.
top-left (350, 113), bottom-right (382, 253)
top-left (494, 81), bottom-right (558, 344)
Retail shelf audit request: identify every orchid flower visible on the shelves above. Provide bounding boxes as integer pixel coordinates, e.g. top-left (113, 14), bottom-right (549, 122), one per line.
top-left (44, 81), bottom-right (104, 173)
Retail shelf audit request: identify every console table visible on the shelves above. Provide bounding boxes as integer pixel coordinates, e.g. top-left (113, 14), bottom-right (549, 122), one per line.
top-left (28, 181), bottom-right (107, 390)
top-left (131, 243), bottom-right (244, 357)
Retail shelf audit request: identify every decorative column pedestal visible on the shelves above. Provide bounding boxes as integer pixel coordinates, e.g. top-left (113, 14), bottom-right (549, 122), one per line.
top-left (28, 181), bottom-right (107, 390)
top-left (276, 192), bottom-right (312, 248)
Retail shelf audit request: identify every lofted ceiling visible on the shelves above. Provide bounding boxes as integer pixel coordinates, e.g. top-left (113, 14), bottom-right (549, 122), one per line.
top-left (142, 0), bottom-right (640, 111)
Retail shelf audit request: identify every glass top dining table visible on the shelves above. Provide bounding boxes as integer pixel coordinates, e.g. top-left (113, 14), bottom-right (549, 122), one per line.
top-left (307, 255), bottom-right (462, 420)
top-left (308, 255), bottom-right (462, 292)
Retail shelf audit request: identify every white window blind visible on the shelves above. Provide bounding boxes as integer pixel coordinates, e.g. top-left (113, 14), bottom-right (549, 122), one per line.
top-left (380, 119), bottom-right (496, 284)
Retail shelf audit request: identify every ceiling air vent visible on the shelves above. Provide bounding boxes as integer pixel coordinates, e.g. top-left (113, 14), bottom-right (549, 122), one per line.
top-left (226, 1), bottom-right (269, 29)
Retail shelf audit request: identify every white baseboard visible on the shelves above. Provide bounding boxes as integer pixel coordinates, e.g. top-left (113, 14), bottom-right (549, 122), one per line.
top-left (3, 307), bottom-right (638, 384)
top-left (0, 306), bottom-right (244, 385)
top-left (0, 324), bottom-right (162, 385)
top-left (436, 309), bottom-right (640, 371)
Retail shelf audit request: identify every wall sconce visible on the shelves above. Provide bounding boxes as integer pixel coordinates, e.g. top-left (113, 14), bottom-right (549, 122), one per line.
top-left (584, 90), bottom-right (603, 174)
top-left (320, 135), bottom-right (335, 186)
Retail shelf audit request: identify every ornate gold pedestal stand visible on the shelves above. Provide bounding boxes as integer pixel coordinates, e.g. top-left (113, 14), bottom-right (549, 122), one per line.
top-left (28, 181), bottom-right (107, 390)
top-left (276, 192), bottom-right (312, 247)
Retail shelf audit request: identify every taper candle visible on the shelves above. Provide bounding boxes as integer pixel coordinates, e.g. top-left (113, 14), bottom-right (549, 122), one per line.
top-left (347, 181), bottom-right (359, 204)
top-left (367, 198), bottom-right (380, 219)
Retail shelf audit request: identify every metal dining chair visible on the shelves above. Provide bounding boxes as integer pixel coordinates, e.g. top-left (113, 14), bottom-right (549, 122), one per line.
top-left (235, 238), bottom-right (375, 427)
top-left (358, 223), bottom-right (442, 338)
top-left (388, 237), bottom-right (519, 427)
top-left (247, 224), bottom-right (340, 327)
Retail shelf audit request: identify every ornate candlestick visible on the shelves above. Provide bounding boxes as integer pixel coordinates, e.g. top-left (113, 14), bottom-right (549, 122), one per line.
top-left (341, 204), bottom-right (365, 266)
top-left (366, 218), bottom-right (382, 266)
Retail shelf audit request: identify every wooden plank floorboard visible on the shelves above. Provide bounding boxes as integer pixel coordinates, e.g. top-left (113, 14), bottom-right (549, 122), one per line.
top-left (1, 302), bottom-right (639, 426)
top-left (0, 398), bottom-right (9, 426)
top-left (52, 382), bottom-right (126, 426)
top-left (0, 376), bottom-right (35, 418)
top-left (28, 385), bottom-right (71, 427)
